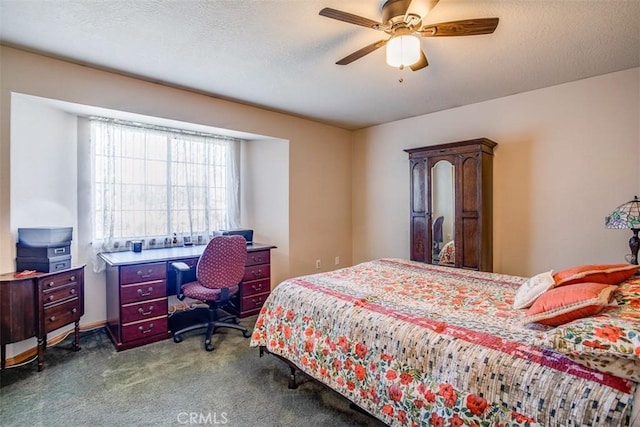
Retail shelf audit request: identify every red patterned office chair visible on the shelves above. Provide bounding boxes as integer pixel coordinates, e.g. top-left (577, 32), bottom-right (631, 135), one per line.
top-left (170, 235), bottom-right (250, 351)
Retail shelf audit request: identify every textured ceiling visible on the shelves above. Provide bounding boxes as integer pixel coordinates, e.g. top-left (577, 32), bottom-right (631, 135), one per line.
top-left (1, 0), bottom-right (639, 130)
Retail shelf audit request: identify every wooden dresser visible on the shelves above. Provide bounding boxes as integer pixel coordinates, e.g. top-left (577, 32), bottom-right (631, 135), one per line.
top-left (1, 265), bottom-right (85, 371)
top-left (100, 243), bottom-right (275, 351)
top-left (405, 138), bottom-right (496, 271)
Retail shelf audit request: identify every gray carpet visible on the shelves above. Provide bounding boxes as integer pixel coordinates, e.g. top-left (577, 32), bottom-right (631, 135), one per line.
top-left (0, 316), bottom-right (387, 427)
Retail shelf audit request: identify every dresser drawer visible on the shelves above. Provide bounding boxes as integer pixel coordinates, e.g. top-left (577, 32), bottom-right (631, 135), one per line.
top-left (121, 297), bottom-right (167, 323)
top-left (246, 250), bottom-right (270, 267)
top-left (242, 264), bottom-right (270, 282)
top-left (39, 270), bottom-right (80, 291)
top-left (42, 283), bottom-right (80, 307)
top-left (120, 262), bottom-right (166, 285)
top-left (241, 292), bottom-right (269, 313)
top-left (242, 278), bottom-right (270, 297)
top-left (120, 280), bottom-right (166, 304)
top-left (43, 297), bottom-right (81, 333)
top-left (122, 317), bottom-right (168, 343)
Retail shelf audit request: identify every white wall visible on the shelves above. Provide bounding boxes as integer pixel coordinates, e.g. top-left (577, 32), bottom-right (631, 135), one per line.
top-left (353, 68), bottom-right (640, 276)
top-left (9, 94), bottom-right (79, 356)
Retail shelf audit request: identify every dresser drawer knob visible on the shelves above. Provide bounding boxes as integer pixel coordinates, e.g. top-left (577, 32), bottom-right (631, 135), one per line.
top-left (251, 283), bottom-right (263, 291)
top-left (251, 256), bottom-right (262, 263)
top-left (138, 323), bottom-right (154, 334)
top-left (251, 269), bottom-right (262, 277)
top-left (48, 295), bottom-right (55, 301)
top-left (47, 281), bottom-right (55, 288)
top-left (138, 306), bottom-right (154, 316)
top-left (70, 288), bottom-right (76, 295)
top-left (137, 287), bottom-right (153, 297)
top-left (69, 276), bottom-right (75, 281)
top-left (137, 269), bottom-right (154, 279)
top-left (251, 297), bottom-right (264, 306)
top-left (71, 308), bottom-right (77, 314)
top-left (49, 316), bottom-right (56, 322)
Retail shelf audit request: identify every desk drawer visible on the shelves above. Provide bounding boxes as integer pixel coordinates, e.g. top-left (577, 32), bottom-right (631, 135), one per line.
top-left (120, 262), bottom-right (166, 285)
top-left (243, 264), bottom-right (270, 282)
top-left (241, 292), bottom-right (269, 313)
top-left (122, 317), bottom-right (168, 343)
top-left (121, 297), bottom-right (167, 323)
top-left (246, 250), bottom-right (270, 267)
top-left (242, 279), bottom-right (270, 297)
top-left (43, 297), bottom-right (81, 333)
top-left (43, 283), bottom-right (80, 307)
top-left (121, 280), bottom-right (166, 304)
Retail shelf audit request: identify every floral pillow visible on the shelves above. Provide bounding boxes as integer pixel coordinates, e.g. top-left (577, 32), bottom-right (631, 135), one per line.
top-left (438, 240), bottom-right (455, 265)
top-left (513, 270), bottom-right (555, 309)
top-left (537, 279), bottom-right (640, 380)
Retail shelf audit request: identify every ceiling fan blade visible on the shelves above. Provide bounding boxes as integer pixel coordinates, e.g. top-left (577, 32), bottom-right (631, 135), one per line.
top-left (336, 39), bottom-right (388, 65)
top-left (319, 7), bottom-right (382, 30)
top-left (418, 17), bottom-right (499, 37)
top-left (405, 0), bottom-right (439, 22)
top-left (410, 49), bottom-right (429, 71)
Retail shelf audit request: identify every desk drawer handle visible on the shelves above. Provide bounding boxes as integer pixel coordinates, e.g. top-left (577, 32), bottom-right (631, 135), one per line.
top-left (251, 297), bottom-right (264, 306)
top-left (49, 316), bottom-right (56, 322)
top-left (138, 323), bottom-right (154, 334)
top-left (137, 269), bottom-right (154, 279)
top-left (251, 269), bottom-right (262, 277)
top-left (138, 306), bottom-right (154, 316)
top-left (251, 283), bottom-right (263, 291)
top-left (251, 256), bottom-right (262, 263)
top-left (137, 287), bottom-right (153, 297)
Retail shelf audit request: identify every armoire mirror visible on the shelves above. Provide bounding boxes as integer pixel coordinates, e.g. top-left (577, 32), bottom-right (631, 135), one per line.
top-left (405, 138), bottom-right (496, 272)
top-left (431, 160), bottom-right (454, 264)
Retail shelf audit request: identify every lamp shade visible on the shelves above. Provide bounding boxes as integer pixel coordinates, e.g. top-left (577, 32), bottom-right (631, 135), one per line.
top-left (386, 35), bottom-right (421, 68)
top-left (606, 196), bottom-right (640, 229)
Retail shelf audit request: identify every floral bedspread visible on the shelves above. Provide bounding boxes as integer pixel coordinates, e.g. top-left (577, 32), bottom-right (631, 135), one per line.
top-left (250, 259), bottom-right (637, 426)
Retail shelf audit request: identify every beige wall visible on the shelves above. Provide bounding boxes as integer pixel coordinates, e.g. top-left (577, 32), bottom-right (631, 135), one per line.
top-left (0, 46), bottom-right (353, 278)
top-left (1, 44), bottom-right (638, 358)
top-left (0, 46), bottom-right (352, 358)
top-left (353, 67), bottom-right (640, 277)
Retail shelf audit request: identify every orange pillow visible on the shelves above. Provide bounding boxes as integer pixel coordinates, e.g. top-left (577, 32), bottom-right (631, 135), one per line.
top-left (553, 264), bottom-right (638, 287)
top-left (523, 282), bottom-right (617, 326)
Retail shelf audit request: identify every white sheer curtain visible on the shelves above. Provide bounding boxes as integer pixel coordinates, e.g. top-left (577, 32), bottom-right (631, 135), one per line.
top-left (90, 118), bottom-right (240, 271)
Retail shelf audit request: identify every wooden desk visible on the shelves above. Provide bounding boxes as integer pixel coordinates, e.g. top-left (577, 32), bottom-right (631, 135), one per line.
top-left (99, 243), bottom-right (275, 351)
top-left (0, 265), bottom-right (85, 371)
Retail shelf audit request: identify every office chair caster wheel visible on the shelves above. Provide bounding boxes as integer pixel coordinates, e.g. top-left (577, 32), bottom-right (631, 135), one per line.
top-left (205, 341), bottom-right (214, 352)
top-left (173, 335), bottom-right (183, 343)
top-left (242, 330), bottom-right (251, 338)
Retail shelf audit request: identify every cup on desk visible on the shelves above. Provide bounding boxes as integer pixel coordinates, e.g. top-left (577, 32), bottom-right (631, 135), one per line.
top-left (132, 241), bottom-right (143, 253)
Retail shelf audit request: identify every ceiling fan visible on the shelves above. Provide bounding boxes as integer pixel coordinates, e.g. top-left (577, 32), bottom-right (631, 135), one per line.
top-left (319, 0), bottom-right (499, 71)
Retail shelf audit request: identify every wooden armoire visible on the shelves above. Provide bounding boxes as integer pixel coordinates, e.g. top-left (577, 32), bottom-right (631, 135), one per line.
top-left (405, 138), bottom-right (496, 272)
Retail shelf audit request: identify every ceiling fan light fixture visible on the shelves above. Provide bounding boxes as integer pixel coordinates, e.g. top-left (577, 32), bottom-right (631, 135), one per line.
top-left (386, 34), bottom-right (420, 68)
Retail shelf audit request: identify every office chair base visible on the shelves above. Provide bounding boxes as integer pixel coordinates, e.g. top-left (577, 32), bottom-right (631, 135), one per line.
top-left (172, 313), bottom-right (251, 350)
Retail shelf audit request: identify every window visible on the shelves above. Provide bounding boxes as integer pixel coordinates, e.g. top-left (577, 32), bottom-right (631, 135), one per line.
top-left (91, 118), bottom-right (240, 251)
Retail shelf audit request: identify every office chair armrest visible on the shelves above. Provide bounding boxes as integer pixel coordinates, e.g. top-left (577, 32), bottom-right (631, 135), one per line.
top-left (171, 262), bottom-right (191, 272)
top-left (170, 261), bottom-right (192, 301)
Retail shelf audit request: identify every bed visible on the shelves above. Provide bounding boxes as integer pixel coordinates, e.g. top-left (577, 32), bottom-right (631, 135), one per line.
top-left (249, 258), bottom-right (639, 426)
